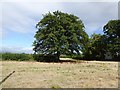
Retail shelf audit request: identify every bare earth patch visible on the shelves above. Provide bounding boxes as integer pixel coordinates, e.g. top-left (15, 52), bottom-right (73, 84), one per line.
top-left (1, 60), bottom-right (118, 88)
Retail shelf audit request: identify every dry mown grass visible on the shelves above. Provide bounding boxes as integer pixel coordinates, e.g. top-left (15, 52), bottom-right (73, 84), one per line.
top-left (0, 60), bottom-right (118, 88)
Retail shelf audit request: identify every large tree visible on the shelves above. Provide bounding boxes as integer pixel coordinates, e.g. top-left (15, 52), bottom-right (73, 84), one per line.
top-left (33, 11), bottom-right (88, 60)
top-left (103, 20), bottom-right (120, 59)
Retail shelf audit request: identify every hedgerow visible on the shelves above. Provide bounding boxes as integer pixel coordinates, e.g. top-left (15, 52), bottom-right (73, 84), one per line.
top-left (1, 53), bottom-right (33, 61)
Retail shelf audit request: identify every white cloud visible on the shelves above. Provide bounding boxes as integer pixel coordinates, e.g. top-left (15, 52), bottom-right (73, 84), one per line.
top-left (60, 2), bottom-right (118, 35)
top-left (0, 3), bottom-right (2, 39)
top-left (2, 2), bottom-right (118, 36)
top-left (2, 2), bottom-right (64, 35)
top-left (1, 46), bottom-right (34, 54)
top-left (1, 0), bottom-right (119, 2)
top-left (1, 1), bottom-right (118, 53)
top-left (0, 3), bottom-right (2, 50)
top-left (2, 3), bottom-right (36, 34)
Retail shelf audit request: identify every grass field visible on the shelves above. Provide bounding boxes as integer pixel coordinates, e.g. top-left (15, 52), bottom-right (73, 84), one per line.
top-left (1, 60), bottom-right (118, 88)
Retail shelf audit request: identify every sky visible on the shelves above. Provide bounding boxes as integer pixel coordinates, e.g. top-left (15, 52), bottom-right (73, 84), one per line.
top-left (0, 0), bottom-right (119, 54)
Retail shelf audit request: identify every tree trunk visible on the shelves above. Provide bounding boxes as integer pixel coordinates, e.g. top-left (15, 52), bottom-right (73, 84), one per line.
top-left (56, 51), bottom-right (60, 61)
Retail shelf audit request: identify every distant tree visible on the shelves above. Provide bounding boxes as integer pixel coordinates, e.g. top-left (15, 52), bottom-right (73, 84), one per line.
top-left (84, 33), bottom-right (107, 60)
top-left (103, 20), bottom-right (120, 59)
top-left (33, 11), bottom-right (89, 60)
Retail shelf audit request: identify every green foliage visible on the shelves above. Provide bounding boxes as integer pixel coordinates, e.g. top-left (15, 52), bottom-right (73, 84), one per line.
top-left (33, 10), bottom-right (89, 61)
top-left (84, 20), bottom-right (120, 60)
top-left (60, 55), bottom-right (72, 58)
top-left (0, 53), bottom-right (2, 60)
top-left (32, 54), bottom-right (43, 62)
top-left (103, 20), bottom-right (120, 60)
top-left (1, 53), bottom-right (33, 61)
top-left (71, 54), bottom-right (83, 60)
top-left (84, 34), bottom-right (107, 60)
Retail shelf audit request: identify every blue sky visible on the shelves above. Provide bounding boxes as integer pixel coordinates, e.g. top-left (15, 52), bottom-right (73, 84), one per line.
top-left (1, 0), bottom-right (118, 53)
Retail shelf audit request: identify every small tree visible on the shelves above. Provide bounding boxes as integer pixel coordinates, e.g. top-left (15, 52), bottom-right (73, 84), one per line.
top-left (33, 11), bottom-right (88, 61)
top-left (85, 33), bottom-right (107, 60)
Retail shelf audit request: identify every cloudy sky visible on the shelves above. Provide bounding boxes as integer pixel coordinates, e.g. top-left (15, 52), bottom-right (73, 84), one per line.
top-left (1, 0), bottom-right (119, 53)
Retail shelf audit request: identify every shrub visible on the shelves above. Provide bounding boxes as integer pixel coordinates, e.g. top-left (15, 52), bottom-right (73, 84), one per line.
top-left (2, 53), bottom-right (33, 61)
top-left (33, 54), bottom-right (59, 62)
top-left (71, 54), bottom-right (83, 60)
top-left (60, 54), bottom-right (84, 60)
top-left (60, 55), bottom-right (72, 58)
top-left (33, 54), bottom-right (43, 62)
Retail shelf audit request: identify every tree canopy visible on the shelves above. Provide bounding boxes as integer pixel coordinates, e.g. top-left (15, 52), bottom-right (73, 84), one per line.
top-left (33, 11), bottom-right (89, 60)
top-left (84, 33), bottom-right (107, 60)
top-left (103, 20), bottom-right (120, 59)
top-left (33, 11), bottom-right (119, 61)
top-left (85, 20), bottom-right (120, 60)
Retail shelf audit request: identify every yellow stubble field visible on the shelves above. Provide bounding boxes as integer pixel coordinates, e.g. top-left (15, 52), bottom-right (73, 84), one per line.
top-left (1, 60), bottom-right (118, 88)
